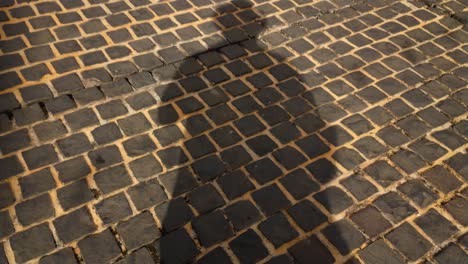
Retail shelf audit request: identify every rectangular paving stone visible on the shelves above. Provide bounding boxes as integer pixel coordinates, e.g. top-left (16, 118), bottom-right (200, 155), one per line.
top-left (246, 156), bottom-right (281, 183)
top-left (0, 128), bottom-right (31, 154)
top-left (3, 21), bottom-right (29, 36)
top-left (158, 166), bottom-right (197, 197)
top-left (287, 199), bottom-right (326, 233)
top-left (15, 194), bottom-right (55, 226)
top-left (25, 29), bottom-right (55, 46)
top-left (154, 228), bottom-right (199, 264)
top-left (351, 205), bottom-right (391, 238)
top-left (322, 219), bottom-right (366, 255)
top-left (314, 186), bottom-right (354, 214)
top-left (359, 239), bottom-right (404, 264)
top-left (157, 145), bottom-right (189, 168)
top-left (38, 247), bottom-right (78, 264)
top-left (22, 144), bottom-right (59, 170)
top-left (414, 209), bottom-right (459, 244)
top-left (0, 182), bottom-right (16, 210)
top-left (397, 179), bottom-right (438, 208)
top-left (192, 210), bottom-right (234, 247)
top-left (20, 84), bottom-right (53, 103)
top-left (0, 92), bottom-right (20, 110)
top-left (96, 99), bottom-right (128, 120)
top-left (21, 63), bottom-right (51, 82)
top-left (445, 153), bottom-right (468, 180)
top-left (95, 192), bottom-right (133, 226)
top-left (80, 50), bottom-right (108, 66)
top-left (54, 206), bottom-right (96, 243)
top-left (0, 53), bottom-right (24, 71)
top-left (288, 235), bottom-right (335, 264)
top-left (78, 229), bottom-right (121, 264)
top-left (91, 122), bottom-right (123, 145)
top-left (422, 165), bottom-right (462, 194)
top-left (57, 133), bottom-right (93, 157)
top-left (374, 192), bottom-right (417, 224)
top-left (57, 179), bottom-right (94, 211)
top-left (10, 224), bottom-right (56, 263)
top-left (73, 87), bottom-right (104, 105)
top-left (385, 222), bottom-right (432, 261)
top-left (341, 173), bottom-right (378, 201)
top-left (94, 164), bottom-right (132, 194)
top-left (117, 211), bottom-right (161, 251)
top-left (443, 196), bottom-right (468, 226)
top-left (153, 124), bottom-right (184, 147)
top-left (25, 45), bottom-right (55, 63)
top-left (217, 164), bottom-right (253, 198)
top-left (259, 212), bottom-right (299, 248)
top-left (45, 95), bottom-right (76, 114)
top-left (306, 158), bottom-right (342, 184)
top-left (128, 153), bottom-right (162, 179)
top-left (390, 149), bottom-right (426, 174)
top-left (54, 156), bottom-right (91, 184)
top-left (229, 229), bottom-right (269, 264)
top-left (252, 184), bottom-right (291, 216)
top-left (0, 37), bottom-right (27, 54)
top-left (128, 178), bottom-right (167, 211)
top-left (155, 197), bottom-right (193, 232)
top-left (224, 200), bottom-right (261, 232)
top-left (188, 184), bottom-right (225, 214)
top-left (56, 12), bottom-right (82, 24)
top-left (52, 57), bottom-right (80, 74)
top-left (117, 113), bottom-right (152, 136)
top-left (0, 210), bottom-right (14, 239)
top-left (19, 168), bottom-right (56, 199)
top-left (0, 155), bottom-right (24, 181)
top-left (88, 145), bottom-right (123, 170)
top-left (115, 248), bottom-right (154, 264)
top-left (107, 61), bottom-right (138, 77)
top-left (64, 108), bottom-right (99, 131)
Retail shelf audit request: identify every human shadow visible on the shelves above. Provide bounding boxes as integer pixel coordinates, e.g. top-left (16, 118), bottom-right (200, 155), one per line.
top-left (152, 1), bottom-right (344, 263)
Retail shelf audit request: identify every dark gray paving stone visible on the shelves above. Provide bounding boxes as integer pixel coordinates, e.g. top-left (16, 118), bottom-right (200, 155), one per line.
top-left (414, 209), bottom-right (459, 244)
top-left (116, 212), bottom-right (161, 250)
top-left (16, 193), bottom-right (55, 226)
top-left (95, 193), bottom-right (132, 225)
top-left (39, 247), bottom-right (78, 264)
top-left (154, 228), bottom-right (199, 264)
top-left (128, 178), bottom-right (167, 211)
top-left (351, 205), bottom-right (392, 237)
top-left (57, 179), bottom-right (94, 211)
top-left (288, 236), bottom-right (335, 264)
top-left (10, 224), bottom-right (56, 263)
top-left (155, 197), bottom-right (193, 232)
top-left (385, 223), bottom-right (432, 261)
top-left (0, 182), bottom-right (16, 209)
top-left (229, 229), bottom-right (269, 264)
top-left (359, 239), bottom-right (404, 264)
top-left (78, 229), bottom-right (121, 264)
top-left (259, 213), bottom-right (299, 248)
top-left (322, 219), bottom-right (365, 255)
top-left (0, 210), bottom-right (14, 239)
top-left (192, 210), bottom-right (234, 247)
top-left (224, 200), bottom-right (261, 231)
top-left (22, 144), bottom-right (59, 170)
top-left (53, 207), bottom-right (96, 243)
top-left (94, 164), bottom-right (132, 194)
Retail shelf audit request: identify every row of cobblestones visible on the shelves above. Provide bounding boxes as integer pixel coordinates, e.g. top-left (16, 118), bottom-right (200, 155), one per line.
top-left (0, 0), bottom-right (467, 263)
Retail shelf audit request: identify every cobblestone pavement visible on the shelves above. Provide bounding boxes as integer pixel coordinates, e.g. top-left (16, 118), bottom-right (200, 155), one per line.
top-left (0, 0), bottom-right (467, 263)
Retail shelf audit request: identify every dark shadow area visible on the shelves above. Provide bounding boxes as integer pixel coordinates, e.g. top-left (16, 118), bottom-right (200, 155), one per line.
top-left (153, 1), bottom-right (343, 263)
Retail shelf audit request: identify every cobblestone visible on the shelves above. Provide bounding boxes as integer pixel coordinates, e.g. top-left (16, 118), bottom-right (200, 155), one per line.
top-left (0, 0), bottom-right (467, 263)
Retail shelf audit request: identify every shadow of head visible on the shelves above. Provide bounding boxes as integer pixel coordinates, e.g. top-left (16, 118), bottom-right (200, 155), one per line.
top-left (151, 0), bottom-right (340, 263)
